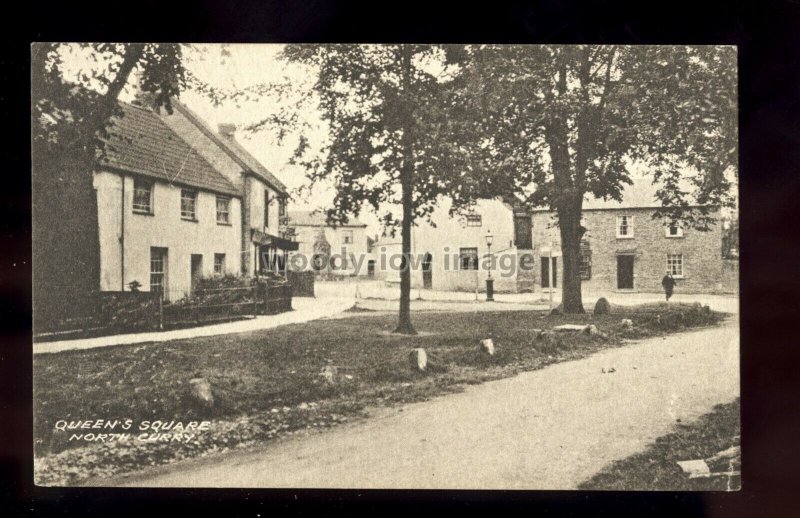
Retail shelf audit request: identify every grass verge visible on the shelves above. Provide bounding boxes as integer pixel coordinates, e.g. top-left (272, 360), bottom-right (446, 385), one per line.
top-left (34, 302), bottom-right (725, 485)
top-left (579, 398), bottom-right (741, 491)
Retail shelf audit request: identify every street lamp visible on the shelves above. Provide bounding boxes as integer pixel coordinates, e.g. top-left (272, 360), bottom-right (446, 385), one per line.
top-left (485, 229), bottom-right (494, 301)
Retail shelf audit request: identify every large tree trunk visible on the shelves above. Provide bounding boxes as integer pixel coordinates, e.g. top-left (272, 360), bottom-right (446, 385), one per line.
top-left (557, 196), bottom-right (586, 314)
top-left (395, 44), bottom-right (416, 335)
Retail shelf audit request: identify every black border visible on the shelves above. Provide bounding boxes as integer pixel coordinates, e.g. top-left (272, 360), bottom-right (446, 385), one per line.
top-left (5, 0), bottom-right (800, 515)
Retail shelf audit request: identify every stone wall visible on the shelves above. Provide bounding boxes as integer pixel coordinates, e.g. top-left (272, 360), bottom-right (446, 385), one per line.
top-left (532, 208), bottom-right (730, 294)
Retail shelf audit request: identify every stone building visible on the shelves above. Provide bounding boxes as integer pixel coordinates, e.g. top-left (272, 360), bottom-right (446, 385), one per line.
top-left (532, 182), bottom-right (736, 294)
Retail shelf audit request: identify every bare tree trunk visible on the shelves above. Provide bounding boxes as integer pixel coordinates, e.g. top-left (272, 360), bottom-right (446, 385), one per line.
top-left (558, 196), bottom-right (586, 314)
top-left (395, 44), bottom-right (416, 335)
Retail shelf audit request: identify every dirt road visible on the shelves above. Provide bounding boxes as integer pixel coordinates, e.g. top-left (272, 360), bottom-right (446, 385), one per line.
top-left (114, 317), bottom-right (739, 489)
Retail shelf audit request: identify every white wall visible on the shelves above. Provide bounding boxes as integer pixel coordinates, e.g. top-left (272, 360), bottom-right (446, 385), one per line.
top-left (374, 198), bottom-right (522, 292)
top-left (95, 170), bottom-right (242, 297)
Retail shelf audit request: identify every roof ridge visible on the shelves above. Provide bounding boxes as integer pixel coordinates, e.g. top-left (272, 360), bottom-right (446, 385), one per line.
top-left (171, 99), bottom-right (288, 193)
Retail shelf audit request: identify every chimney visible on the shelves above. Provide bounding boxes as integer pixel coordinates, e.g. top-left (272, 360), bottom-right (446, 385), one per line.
top-left (218, 123), bottom-right (237, 138)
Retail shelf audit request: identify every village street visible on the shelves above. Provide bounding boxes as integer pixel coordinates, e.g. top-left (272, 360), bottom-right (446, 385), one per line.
top-left (110, 305), bottom-right (739, 489)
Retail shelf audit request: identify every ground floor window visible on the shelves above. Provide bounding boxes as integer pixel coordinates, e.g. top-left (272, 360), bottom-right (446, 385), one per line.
top-left (214, 253), bottom-right (226, 275)
top-left (667, 253), bottom-right (684, 277)
top-left (150, 247), bottom-right (167, 294)
top-left (459, 247), bottom-right (479, 270)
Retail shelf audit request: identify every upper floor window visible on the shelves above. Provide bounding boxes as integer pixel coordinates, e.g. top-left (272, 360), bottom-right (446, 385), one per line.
top-left (343, 229), bottom-right (354, 244)
top-left (180, 189), bottom-right (197, 220)
top-left (616, 215), bottom-right (634, 238)
top-left (465, 213), bottom-right (482, 227)
top-left (279, 197), bottom-right (287, 221)
top-left (264, 190), bottom-right (270, 227)
top-left (133, 179), bottom-right (153, 214)
top-left (216, 195), bottom-right (231, 225)
top-left (665, 218), bottom-right (684, 238)
top-left (459, 247), bottom-right (479, 270)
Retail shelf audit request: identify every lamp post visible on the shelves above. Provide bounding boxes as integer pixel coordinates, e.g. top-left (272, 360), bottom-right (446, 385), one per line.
top-left (485, 229), bottom-right (494, 301)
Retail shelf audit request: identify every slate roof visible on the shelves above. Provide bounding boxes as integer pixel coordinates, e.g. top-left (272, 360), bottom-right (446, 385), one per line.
top-left (99, 102), bottom-right (239, 196)
top-left (533, 174), bottom-right (697, 212)
top-left (288, 210), bottom-right (367, 228)
top-left (172, 101), bottom-right (288, 193)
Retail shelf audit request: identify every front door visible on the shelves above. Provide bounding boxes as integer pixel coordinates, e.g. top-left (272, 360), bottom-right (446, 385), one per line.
top-left (191, 254), bottom-right (203, 294)
top-left (540, 256), bottom-right (558, 288)
top-left (617, 255), bottom-right (634, 289)
top-left (422, 253), bottom-right (432, 289)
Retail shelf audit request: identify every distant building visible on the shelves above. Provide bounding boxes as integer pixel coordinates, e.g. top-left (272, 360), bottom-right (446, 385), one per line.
top-left (374, 197), bottom-right (536, 293)
top-left (287, 211), bottom-right (370, 277)
top-left (532, 181), bottom-right (737, 294)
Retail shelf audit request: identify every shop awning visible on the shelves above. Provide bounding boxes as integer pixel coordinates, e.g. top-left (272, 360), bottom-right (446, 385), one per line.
top-left (251, 229), bottom-right (299, 251)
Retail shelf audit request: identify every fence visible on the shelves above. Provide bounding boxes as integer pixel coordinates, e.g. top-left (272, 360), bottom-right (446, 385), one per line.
top-left (33, 280), bottom-right (294, 341)
top-left (160, 285), bottom-right (263, 326)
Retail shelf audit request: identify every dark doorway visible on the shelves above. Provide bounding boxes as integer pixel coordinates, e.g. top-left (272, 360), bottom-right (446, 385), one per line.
top-left (190, 254), bottom-right (203, 294)
top-left (367, 260), bottom-right (376, 278)
top-left (422, 253), bottom-right (433, 289)
top-left (617, 255), bottom-right (634, 289)
top-left (540, 256), bottom-right (558, 288)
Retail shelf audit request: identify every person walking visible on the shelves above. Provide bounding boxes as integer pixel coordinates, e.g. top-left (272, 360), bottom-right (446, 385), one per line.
top-left (661, 271), bottom-right (677, 301)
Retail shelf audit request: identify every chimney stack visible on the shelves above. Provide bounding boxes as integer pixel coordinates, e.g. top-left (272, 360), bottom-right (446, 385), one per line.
top-left (218, 123), bottom-right (237, 138)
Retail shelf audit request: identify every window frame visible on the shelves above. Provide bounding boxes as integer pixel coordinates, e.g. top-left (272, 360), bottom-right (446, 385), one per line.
top-left (213, 253), bottom-right (226, 275)
top-left (150, 247), bottom-right (167, 296)
top-left (459, 247), bottom-right (479, 271)
top-left (666, 253), bottom-right (684, 278)
top-left (465, 213), bottom-right (482, 227)
top-left (132, 179), bottom-right (153, 214)
top-left (180, 189), bottom-right (198, 221)
top-left (216, 195), bottom-right (231, 225)
top-left (264, 190), bottom-right (270, 228)
top-left (616, 215), bottom-right (634, 239)
top-left (664, 218), bottom-right (684, 238)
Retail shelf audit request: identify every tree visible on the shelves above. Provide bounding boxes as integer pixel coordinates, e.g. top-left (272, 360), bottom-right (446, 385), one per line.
top-left (458, 45), bottom-right (737, 313)
top-left (31, 43), bottom-right (187, 327)
top-left (266, 44), bottom-right (473, 334)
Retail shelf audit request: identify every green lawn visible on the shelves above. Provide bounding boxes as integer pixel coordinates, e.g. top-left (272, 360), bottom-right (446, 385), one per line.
top-left (579, 399), bottom-right (741, 491)
top-left (34, 303), bottom-right (724, 485)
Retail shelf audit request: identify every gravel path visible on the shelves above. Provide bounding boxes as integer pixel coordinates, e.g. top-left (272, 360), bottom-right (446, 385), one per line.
top-left (112, 316), bottom-right (739, 489)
